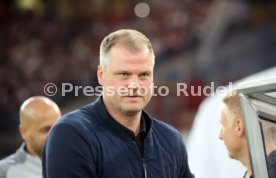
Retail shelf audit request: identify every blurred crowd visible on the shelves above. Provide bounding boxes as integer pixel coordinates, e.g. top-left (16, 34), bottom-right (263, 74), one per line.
top-left (1, 0), bottom-right (276, 134)
top-left (0, 0), bottom-right (211, 132)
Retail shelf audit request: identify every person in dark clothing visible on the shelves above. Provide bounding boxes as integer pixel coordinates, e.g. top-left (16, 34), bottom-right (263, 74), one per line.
top-left (42, 29), bottom-right (194, 178)
top-left (263, 121), bottom-right (276, 178)
top-left (267, 150), bottom-right (276, 178)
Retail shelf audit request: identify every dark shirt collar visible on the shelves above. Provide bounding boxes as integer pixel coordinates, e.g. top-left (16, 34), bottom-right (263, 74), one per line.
top-left (109, 110), bottom-right (147, 141)
top-left (139, 115), bottom-right (147, 137)
top-left (93, 97), bottom-right (151, 141)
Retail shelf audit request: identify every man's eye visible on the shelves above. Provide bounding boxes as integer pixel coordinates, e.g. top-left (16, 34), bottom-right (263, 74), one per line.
top-left (139, 73), bottom-right (150, 79)
top-left (141, 73), bottom-right (149, 76)
top-left (118, 72), bottom-right (130, 78)
top-left (40, 127), bottom-right (51, 134)
top-left (118, 72), bottom-right (128, 77)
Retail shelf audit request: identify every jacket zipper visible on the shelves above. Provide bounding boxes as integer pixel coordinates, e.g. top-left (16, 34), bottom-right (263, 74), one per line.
top-left (143, 159), bottom-right (147, 178)
top-left (134, 141), bottom-right (147, 178)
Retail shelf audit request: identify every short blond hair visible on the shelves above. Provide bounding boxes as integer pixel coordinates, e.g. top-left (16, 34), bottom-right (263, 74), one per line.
top-left (223, 90), bottom-right (243, 122)
top-left (99, 29), bottom-right (155, 67)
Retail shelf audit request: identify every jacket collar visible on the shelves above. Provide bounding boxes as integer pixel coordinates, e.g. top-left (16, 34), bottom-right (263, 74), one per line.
top-left (92, 97), bottom-right (152, 141)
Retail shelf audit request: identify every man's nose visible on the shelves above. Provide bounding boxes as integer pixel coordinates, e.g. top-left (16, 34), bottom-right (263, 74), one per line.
top-left (128, 81), bottom-right (141, 89)
top-left (128, 77), bottom-right (141, 89)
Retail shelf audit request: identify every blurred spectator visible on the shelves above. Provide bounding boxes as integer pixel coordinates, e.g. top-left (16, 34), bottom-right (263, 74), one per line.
top-left (0, 0), bottom-right (211, 115)
top-left (0, 96), bottom-right (61, 178)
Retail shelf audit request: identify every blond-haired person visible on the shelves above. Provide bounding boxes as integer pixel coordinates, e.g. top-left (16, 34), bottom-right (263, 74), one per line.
top-left (219, 90), bottom-right (276, 178)
top-left (43, 29), bottom-right (194, 178)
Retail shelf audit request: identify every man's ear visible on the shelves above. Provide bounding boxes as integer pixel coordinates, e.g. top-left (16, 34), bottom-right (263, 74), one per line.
top-left (97, 65), bottom-right (103, 86)
top-left (236, 117), bottom-right (245, 137)
top-left (19, 124), bottom-right (27, 141)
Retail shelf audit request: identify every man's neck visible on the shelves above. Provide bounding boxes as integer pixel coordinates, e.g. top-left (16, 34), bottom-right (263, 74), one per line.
top-left (240, 145), bottom-right (252, 178)
top-left (108, 108), bottom-right (142, 135)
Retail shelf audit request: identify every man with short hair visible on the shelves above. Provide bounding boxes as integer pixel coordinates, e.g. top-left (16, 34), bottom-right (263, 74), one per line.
top-left (42, 29), bottom-right (194, 178)
top-left (187, 66), bottom-right (276, 178)
top-left (219, 90), bottom-right (276, 178)
top-left (0, 96), bottom-right (61, 178)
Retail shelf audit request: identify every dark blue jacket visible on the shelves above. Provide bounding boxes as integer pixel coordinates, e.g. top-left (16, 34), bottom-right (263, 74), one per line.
top-left (42, 98), bottom-right (194, 178)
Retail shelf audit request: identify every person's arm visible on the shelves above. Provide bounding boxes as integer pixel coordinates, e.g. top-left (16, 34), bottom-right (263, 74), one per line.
top-left (42, 123), bottom-right (97, 178)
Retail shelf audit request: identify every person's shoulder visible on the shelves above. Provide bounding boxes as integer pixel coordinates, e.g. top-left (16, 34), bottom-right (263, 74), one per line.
top-left (0, 145), bottom-right (25, 165)
top-left (0, 155), bottom-right (11, 178)
top-left (0, 154), bottom-right (15, 168)
top-left (149, 117), bottom-right (188, 155)
top-left (0, 146), bottom-right (26, 178)
top-left (152, 118), bottom-right (179, 133)
top-left (55, 102), bottom-right (99, 133)
top-left (151, 117), bottom-right (183, 141)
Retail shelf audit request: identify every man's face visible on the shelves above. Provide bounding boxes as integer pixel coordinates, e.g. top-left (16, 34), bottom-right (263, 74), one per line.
top-left (98, 45), bottom-right (154, 116)
top-left (24, 113), bottom-right (60, 157)
top-left (219, 108), bottom-right (241, 160)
